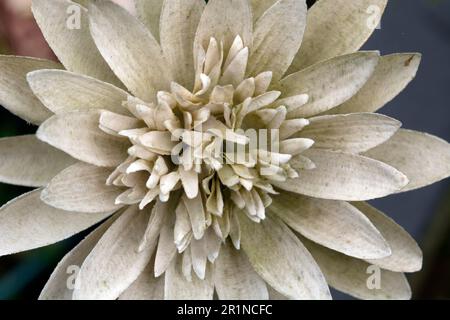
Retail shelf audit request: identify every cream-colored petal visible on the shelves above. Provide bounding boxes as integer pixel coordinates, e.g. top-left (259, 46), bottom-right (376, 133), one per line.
top-left (364, 129), bottom-right (450, 192)
top-left (298, 113), bottom-right (401, 153)
top-left (353, 202), bottom-right (423, 273)
top-left (37, 110), bottom-right (129, 167)
top-left (134, 0), bottom-right (164, 41)
top-left (0, 135), bottom-right (76, 187)
top-left (39, 215), bottom-right (116, 300)
top-left (73, 205), bottom-right (154, 300)
top-left (289, 0), bottom-right (387, 71)
top-left (247, 0), bottom-right (306, 82)
top-left (194, 0), bottom-right (252, 54)
top-left (0, 55), bottom-right (60, 124)
top-left (41, 162), bottom-right (124, 213)
top-left (213, 241), bottom-right (269, 300)
top-left (238, 213), bottom-right (331, 300)
top-left (274, 149), bottom-right (409, 201)
top-left (250, 0), bottom-right (277, 22)
top-left (88, 0), bottom-right (170, 102)
top-left (27, 70), bottom-right (130, 115)
top-left (270, 193), bottom-right (391, 260)
top-left (278, 52), bottom-right (379, 119)
top-left (331, 53), bottom-right (422, 114)
top-left (32, 0), bottom-right (121, 86)
top-left (160, 0), bottom-right (205, 89)
top-left (301, 236), bottom-right (412, 300)
top-left (119, 260), bottom-right (165, 300)
top-left (0, 189), bottom-right (111, 257)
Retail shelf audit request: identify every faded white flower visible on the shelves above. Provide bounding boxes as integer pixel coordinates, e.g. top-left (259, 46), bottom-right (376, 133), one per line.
top-left (0, 0), bottom-right (450, 300)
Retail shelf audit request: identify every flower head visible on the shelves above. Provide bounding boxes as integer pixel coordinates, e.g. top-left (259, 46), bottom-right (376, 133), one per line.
top-left (0, 0), bottom-right (450, 300)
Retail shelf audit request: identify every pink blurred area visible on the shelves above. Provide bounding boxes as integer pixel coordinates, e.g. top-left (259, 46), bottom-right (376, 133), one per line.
top-left (0, 0), bottom-right (136, 60)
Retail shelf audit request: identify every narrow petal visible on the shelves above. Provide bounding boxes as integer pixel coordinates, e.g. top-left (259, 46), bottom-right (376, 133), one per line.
top-left (88, 0), bottom-right (170, 101)
top-left (270, 192), bottom-right (391, 260)
top-left (41, 162), bottom-right (124, 213)
top-left (0, 189), bottom-right (111, 257)
top-left (273, 149), bottom-right (409, 201)
top-left (279, 52), bottom-right (379, 119)
top-left (0, 135), bottom-right (76, 187)
top-left (289, 0), bottom-right (387, 71)
top-left (119, 261), bottom-right (165, 300)
top-left (27, 70), bottom-right (130, 115)
top-left (298, 113), bottom-right (401, 153)
top-left (0, 55), bottom-right (60, 124)
top-left (301, 236), bottom-right (412, 300)
top-left (238, 213), bottom-right (331, 300)
top-left (353, 202), bottom-right (423, 273)
top-left (32, 0), bottom-right (121, 86)
top-left (213, 241), bottom-right (269, 300)
top-left (160, 0), bottom-right (205, 89)
top-left (73, 205), bottom-right (154, 300)
top-left (134, 0), bottom-right (164, 41)
top-left (364, 129), bottom-right (450, 192)
top-left (37, 110), bottom-right (129, 167)
top-left (247, 0), bottom-right (307, 82)
top-left (331, 53), bottom-right (422, 114)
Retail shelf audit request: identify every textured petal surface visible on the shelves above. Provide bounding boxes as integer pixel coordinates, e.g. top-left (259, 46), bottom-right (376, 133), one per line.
top-left (134, 0), bottom-right (164, 41)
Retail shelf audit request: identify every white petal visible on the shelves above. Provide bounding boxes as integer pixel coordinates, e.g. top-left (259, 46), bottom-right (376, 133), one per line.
top-left (364, 129), bottom-right (450, 192)
top-left (41, 162), bottom-right (124, 213)
top-left (183, 193), bottom-right (206, 240)
top-left (0, 189), bottom-right (111, 257)
top-left (134, 0), bottom-right (164, 41)
top-left (238, 213), bottom-right (331, 300)
top-left (274, 149), bottom-right (409, 201)
top-left (119, 261), bottom-right (165, 300)
top-left (0, 135), bottom-right (76, 187)
top-left (179, 168), bottom-right (199, 199)
top-left (154, 216), bottom-right (177, 277)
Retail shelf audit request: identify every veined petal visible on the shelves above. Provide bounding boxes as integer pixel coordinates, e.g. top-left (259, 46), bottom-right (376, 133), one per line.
top-left (27, 70), bottom-right (130, 115)
top-left (0, 135), bottom-right (76, 187)
top-left (270, 192), bottom-right (391, 260)
top-left (278, 52), bottom-right (379, 119)
top-left (364, 129), bottom-right (450, 192)
top-left (301, 236), bottom-right (412, 300)
top-left (353, 202), bottom-right (423, 273)
top-left (213, 241), bottom-right (269, 300)
top-left (37, 110), bottom-right (129, 167)
top-left (298, 113), bottom-right (401, 153)
top-left (238, 213), bottom-right (331, 300)
top-left (289, 0), bottom-right (387, 71)
top-left (32, 0), bottom-right (122, 86)
top-left (274, 149), bottom-right (409, 201)
top-left (331, 53), bottom-right (422, 114)
top-left (0, 189), bottom-right (111, 257)
top-left (88, 0), bottom-right (170, 102)
top-left (73, 205), bottom-right (154, 300)
top-left (250, 0), bottom-right (277, 22)
top-left (0, 55), bottom-right (60, 124)
top-left (119, 261), bottom-right (165, 300)
top-left (41, 162), bottom-right (124, 213)
top-left (247, 0), bottom-right (307, 82)
top-left (134, 0), bottom-right (164, 41)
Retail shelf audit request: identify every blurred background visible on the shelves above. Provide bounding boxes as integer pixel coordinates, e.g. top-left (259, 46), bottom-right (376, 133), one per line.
top-left (0, 0), bottom-right (449, 300)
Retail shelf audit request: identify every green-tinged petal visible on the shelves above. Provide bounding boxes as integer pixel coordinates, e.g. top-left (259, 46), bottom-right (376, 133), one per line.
top-left (134, 0), bottom-right (164, 41)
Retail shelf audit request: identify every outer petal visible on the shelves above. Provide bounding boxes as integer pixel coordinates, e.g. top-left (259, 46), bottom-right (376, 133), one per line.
top-left (134, 0), bottom-right (164, 41)
top-left (0, 135), bottom-right (76, 187)
top-left (289, 0), bottom-right (387, 71)
top-left (0, 189), bottom-right (111, 257)
top-left (73, 205), bottom-right (154, 300)
top-left (37, 110), bottom-right (129, 168)
top-left (250, 0), bottom-right (277, 22)
top-left (353, 202), bottom-right (423, 273)
top-left (270, 193), bottom-right (391, 260)
top-left (247, 0), bottom-right (307, 82)
top-left (0, 55), bottom-right (60, 124)
top-left (41, 162), bottom-right (124, 214)
top-left (119, 261), bottom-right (165, 300)
top-left (278, 52), bottom-right (379, 119)
top-left (88, 0), bottom-right (170, 102)
top-left (238, 213), bottom-right (331, 300)
top-left (27, 70), bottom-right (130, 115)
top-left (301, 236), bottom-right (412, 300)
top-left (32, 0), bottom-right (122, 86)
top-left (364, 129), bottom-right (450, 192)
top-left (331, 53), bottom-right (422, 114)
top-left (273, 149), bottom-right (409, 201)
top-left (297, 113), bottom-right (401, 153)
top-left (160, 0), bottom-right (205, 89)
top-left (213, 241), bottom-right (269, 300)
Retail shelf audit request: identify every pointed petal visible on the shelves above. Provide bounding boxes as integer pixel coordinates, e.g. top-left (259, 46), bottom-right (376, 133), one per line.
top-left (134, 0), bottom-right (164, 41)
